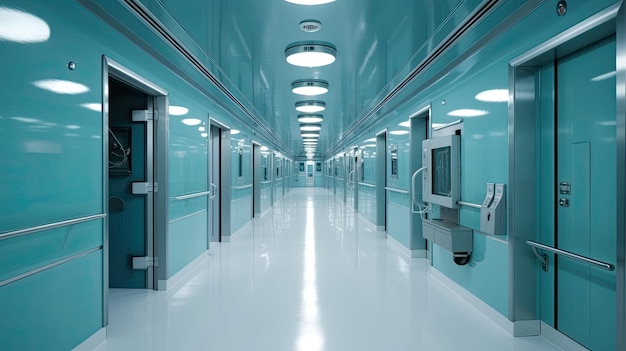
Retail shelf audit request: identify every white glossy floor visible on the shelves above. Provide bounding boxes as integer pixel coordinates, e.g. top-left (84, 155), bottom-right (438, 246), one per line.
top-left (95, 188), bottom-right (564, 351)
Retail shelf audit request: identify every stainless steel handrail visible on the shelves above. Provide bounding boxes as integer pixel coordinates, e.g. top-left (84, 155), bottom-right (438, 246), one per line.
top-left (233, 184), bottom-right (253, 190)
top-left (526, 240), bottom-right (615, 271)
top-left (457, 201), bottom-right (482, 209)
top-left (411, 166), bottom-right (427, 214)
top-left (174, 191), bottom-right (211, 201)
top-left (0, 214), bottom-right (107, 241)
top-left (358, 182), bottom-right (376, 188)
top-left (261, 180), bottom-right (273, 184)
top-left (385, 187), bottom-right (409, 194)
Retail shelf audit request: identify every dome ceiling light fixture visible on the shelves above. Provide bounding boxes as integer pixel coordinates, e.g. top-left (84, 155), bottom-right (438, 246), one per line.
top-left (302, 138), bottom-right (318, 142)
top-left (295, 100), bottom-right (326, 113)
top-left (300, 124), bottom-right (322, 132)
top-left (285, 41), bottom-right (337, 68)
top-left (297, 114), bottom-right (324, 123)
top-left (292, 79), bottom-right (329, 96)
top-left (301, 132), bottom-right (320, 138)
top-left (286, 0), bottom-right (335, 5)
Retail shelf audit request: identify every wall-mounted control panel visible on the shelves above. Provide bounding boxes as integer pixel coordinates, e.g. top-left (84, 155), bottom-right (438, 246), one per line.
top-left (480, 183), bottom-right (506, 235)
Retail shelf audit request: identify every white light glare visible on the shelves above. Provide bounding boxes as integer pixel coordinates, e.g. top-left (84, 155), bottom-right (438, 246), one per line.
top-left (0, 7), bottom-right (50, 43)
top-left (33, 79), bottom-right (89, 95)
top-left (475, 89), bottom-right (508, 102)
top-left (231, 129), bottom-right (241, 135)
top-left (169, 105), bottom-right (189, 116)
top-left (182, 118), bottom-right (202, 126)
top-left (389, 130), bottom-right (409, 135)
top-left (81, 103), bottom-right (102, 112)
top-left (447, 109), bottom-right (489, 117)
top-left (398, 121), bottom-right (410, 128)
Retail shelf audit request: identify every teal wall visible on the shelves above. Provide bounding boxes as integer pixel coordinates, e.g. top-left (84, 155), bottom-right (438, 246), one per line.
top-left (0, 0), bottom-right (280, 349)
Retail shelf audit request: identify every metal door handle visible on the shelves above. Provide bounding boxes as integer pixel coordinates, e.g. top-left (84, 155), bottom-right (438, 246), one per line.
top-left (210, 183), bottom-right (217, 199)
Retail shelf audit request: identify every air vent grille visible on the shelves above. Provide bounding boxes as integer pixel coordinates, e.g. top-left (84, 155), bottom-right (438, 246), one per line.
top-left (300, 20), bottom-right (321, 33)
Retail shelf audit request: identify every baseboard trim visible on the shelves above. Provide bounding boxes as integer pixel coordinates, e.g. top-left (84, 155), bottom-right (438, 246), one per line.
top-left (72, 327), bottom-right (106, 351)
top-left (540, 322), bottom-right (588, 351)
top-left (356, 213), bottom-right (377, 232)
top-left (225, 221), bottom-right (252, 242)
top-left (386, 235), bottom-right (427, 261)
top-left (429, 267), bottom-right (514, 335)
top-left (157, 250), bottom-right (209, 291)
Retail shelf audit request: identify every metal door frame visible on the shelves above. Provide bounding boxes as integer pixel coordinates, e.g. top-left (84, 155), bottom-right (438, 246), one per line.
top-left (103, 56), bottom-right (169, 323)
top-left (508, 4), bottom-right (622, 342)
top-left (376, 129), bottom-right (387, 231)
top-left (409, 105), bottom-right (431, 259)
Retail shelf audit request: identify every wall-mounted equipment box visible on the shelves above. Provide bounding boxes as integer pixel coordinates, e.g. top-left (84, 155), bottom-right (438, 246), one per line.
top-left (480, 183), bottom-right (506, 235)
top-left (422, 219), bottom-right (473, 254)
top-left (422, 135), bottom-right (460, 209)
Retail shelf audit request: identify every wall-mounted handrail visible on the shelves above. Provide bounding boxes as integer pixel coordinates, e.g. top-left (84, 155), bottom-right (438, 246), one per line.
top-left (457, 201), bottom-right (482, 209)
top-left (411, 166), bottom-right (427, 214)
top-left (0, 214), bottom-right (107, 241)
top-left (358, 182), bottom-right (376, 188)
top-left (174, 191), bottom-right (211, 201)
top-left (260, 180), bottom-right (273, 185)
top-left (233, 184), bottom-right (253, 190)
top-left (385, 187), bottom-right (409, 194)
top-left (347, 170), bottom-right (355, 189)
top-left (526, 240), bottom-right (615, 272)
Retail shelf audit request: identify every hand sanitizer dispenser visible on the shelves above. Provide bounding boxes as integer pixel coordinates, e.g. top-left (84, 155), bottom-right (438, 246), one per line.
top-left (480, 183), bottom-right (506, 235)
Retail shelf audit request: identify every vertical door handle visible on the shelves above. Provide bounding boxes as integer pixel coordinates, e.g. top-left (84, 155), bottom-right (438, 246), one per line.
top-left (210, 183), bottom-right (217, 199)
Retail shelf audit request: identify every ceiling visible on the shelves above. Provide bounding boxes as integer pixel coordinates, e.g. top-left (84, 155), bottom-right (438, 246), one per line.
top-left (155, 0), bottom-right (474, 157)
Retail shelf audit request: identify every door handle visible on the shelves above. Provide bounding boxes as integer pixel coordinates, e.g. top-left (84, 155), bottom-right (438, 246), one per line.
top-left (210, 183), bottom-right (217, 199)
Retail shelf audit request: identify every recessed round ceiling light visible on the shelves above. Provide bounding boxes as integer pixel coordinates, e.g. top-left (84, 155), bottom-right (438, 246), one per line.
top-left (285, 41), bottom-right (336, 67)
top-left (286, 0), bottom-right (335, 5)
top-left (302, 138), bottom-right (318, 142)
top-left (301, 132), bottom-right (320, 138)
top-left (297, 114), bottom-right (324, 123)
top-left (295, 100), bottom-right (326, 113)
top-left (292, 79), bottom-right (329, 96)
top-left (300, 124), bottom-right (322, 132)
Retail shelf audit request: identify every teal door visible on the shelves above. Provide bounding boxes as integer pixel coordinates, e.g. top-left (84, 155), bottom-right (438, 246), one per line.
top-left (555, 36), bottom-right (616, 350)
top-left (108, 78), bottom-right (149, 289)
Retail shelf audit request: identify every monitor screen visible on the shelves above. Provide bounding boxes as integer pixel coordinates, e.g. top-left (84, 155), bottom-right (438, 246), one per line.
top-left (432, 146), bottom-right (451, 197)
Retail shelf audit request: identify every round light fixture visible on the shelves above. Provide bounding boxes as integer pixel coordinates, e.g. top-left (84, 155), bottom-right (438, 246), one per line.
top-left (292, 79), bottom-right (329, 96)
top-left (286, 0), bottom-right (335, 5)
top-left (297, 114), bottom-right (324, 123)
top-left (296, 100), bottom-right (326, 113)
top-left (300, 124), bottom-right (322, 132)
top-left (301, 132), bottom-right (320, 138)
top-left (285, 41), bottom-right (337, 67)
top-left (302, 138), bottom-right (318, 142)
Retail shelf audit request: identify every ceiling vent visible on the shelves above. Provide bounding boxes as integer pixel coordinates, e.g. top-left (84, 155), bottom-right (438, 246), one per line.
top-left (300, 20), bottom-right (321, 33)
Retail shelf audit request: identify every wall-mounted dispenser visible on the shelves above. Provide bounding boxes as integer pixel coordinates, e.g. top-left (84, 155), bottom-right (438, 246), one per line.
top-left (480, 183), bottom-right (506, 235)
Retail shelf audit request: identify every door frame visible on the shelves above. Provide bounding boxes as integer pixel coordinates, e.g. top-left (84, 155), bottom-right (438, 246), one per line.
top-left (376, 129), bottom-right (387, 231)
top-left (102, 56), bottom-right (169, 323)
top-left (508, 3), bottom-right (622, 342)
top-left (409, 105), bottom-right (431, 259)
top-left (209, 118), bottom-right (232, 243)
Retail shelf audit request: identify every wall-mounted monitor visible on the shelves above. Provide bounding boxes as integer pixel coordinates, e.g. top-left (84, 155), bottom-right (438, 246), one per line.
top-left (422, 135), bottom-right (460, 209)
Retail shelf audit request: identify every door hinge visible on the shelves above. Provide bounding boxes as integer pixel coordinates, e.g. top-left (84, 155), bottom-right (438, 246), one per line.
top-left (131, 110), bottom-right (155, 122)
top-left (132, 256), bottom-right (158, 270)
top-left (132, 182), bottom-right (158, 194)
